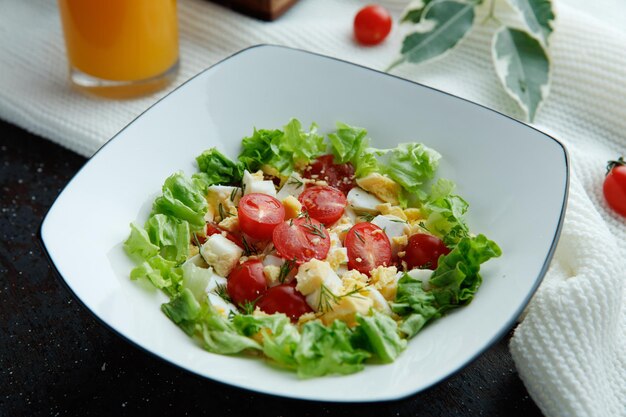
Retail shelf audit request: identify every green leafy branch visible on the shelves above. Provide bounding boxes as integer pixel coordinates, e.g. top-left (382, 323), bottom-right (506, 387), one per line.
top-left (390, 0), bottom-right (554, 122)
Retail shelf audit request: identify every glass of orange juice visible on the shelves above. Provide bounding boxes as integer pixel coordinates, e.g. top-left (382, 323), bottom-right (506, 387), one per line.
top-left (58, 0), bottom-right (179, 98)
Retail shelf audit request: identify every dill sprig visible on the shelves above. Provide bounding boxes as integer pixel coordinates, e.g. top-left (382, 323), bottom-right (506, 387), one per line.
top-left (218, 203), bottom-right (233, 220)
top-left (359, 213), bottom-right (375, 222)
top-left (240, 235), bottom-right (257, 256)
top-left (317, 283), bottom-right (367, 312)
top-left (353, 230), bottom-right (365, 243)
top-left (278, 258), bottom-right (296, 283)
top-left (302, 222), bottom-right (326, 239)
top-left (193, 233), bottom-right (211, 265)
top-left (229, 187), bottom-right (240, 202)
top-left (239, 296), bottom-right (261, 315)
top-left (287, 177), bottom-right (304, 189)
top-left (213, 283), bottom-right (232, 303)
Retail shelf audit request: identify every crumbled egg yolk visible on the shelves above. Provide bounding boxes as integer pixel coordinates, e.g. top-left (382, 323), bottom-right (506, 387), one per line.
top-left (356, 173), bottom-right (402, 206)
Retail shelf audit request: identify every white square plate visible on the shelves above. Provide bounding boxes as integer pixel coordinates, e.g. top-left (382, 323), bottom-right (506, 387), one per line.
top-left (41, 45), bottom-right (568, 402)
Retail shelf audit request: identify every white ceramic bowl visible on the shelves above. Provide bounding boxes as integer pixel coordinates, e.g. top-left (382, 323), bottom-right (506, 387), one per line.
top-left (41, 45), bottom-right (568, 402)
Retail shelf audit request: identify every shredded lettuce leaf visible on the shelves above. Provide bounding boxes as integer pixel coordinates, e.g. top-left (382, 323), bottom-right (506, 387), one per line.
top-left (238, 119), bottom-right (325, 178)
top-left (195, 148), bottom-right (244, 186)
top-left (422, 178), bottom-right (470, 246)
top-left (353, 310), bottom-right (407, 363)
top-left (294, 320), bottom-right (370, 378)
top-left (393, 234), bottom-right (502, 337)
top-left (152, 172), bottom-right (207, 229)
top-left (130, 255), bottom-right (182, 297)
top-left (145, 214), bottom-right (190, 263)
top-left (124, 223), bottom-right (159, 261)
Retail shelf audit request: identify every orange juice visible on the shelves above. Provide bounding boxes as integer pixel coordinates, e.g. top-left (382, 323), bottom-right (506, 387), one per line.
top-left (58, 0), bottom-right (179, 96)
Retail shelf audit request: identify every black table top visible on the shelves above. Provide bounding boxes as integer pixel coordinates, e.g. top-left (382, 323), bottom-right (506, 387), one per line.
top-left (0, 119), bottom-right (543, 416)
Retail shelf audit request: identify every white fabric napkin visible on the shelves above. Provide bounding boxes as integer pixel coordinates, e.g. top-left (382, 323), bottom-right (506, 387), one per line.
top-left (1, 1), bottom-right (624, 416)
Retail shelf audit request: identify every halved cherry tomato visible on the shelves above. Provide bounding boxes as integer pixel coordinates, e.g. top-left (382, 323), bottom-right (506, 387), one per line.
top-left (298, 185), bottom-right (347, 226)
top-left (256, 283), bottom-right (312, 322)
top-left (272, 217), bottom-right (331, 263)
top-left (604, 157), bottom-right (626, 217)
top-left (303, 155), bottom-right (355, 195)
top-left (227, 259), bottom-right (267, 307)
top-left (404, 234), bottom-right (450, 270)
top-left (238, 193), bottom-right (285, 240)
top-left (354, 4), bottom-right (392, 46)
top-left (345, 222), bottom-right (392, 275)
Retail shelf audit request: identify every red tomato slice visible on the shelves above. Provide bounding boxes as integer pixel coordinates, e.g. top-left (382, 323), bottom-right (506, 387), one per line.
top-left (345, 222), bottom-right (392, 275)
top-left (298, 185), bottom-right (347, 226)
top-left (256, 283), bottom-right (312, 322)
top-left (303, 155), bottom-right (356, 195)
top-left (227, 259), bottom-right (267, 307)
top-left (404, 234), bottom-right (450, 270)
top-left (238, 193), bottom-right (285, 240)
top-left (272, 217), bottom-right (331, 263)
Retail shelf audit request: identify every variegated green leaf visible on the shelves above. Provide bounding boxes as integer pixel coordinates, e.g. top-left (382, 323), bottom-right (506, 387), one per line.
top-left (507, 0), bottom-right (555, 44)
top-left (492, 27), bottom-right (550, 121)
top-left (391, 1), bottom-right (476, 70)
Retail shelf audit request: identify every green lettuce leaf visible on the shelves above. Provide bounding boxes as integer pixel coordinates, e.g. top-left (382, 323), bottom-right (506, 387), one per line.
top-left (422, 178), bottom-right (470, 246)
top-left (130, 255), bottom-right (182, 297)
top-left (145, 214), bottom-right (190, 263)
top-left (152, 172), bottom-right (207, 229)
top-left (233, 313), bottom-right (301, 368)
top-left (294, 320), bottom-right (370, 378)
top-left (181, 261), bottom-right (214, 302)
top-left (428, 234), bottom-right (502, 309)
top-left (124, 223), bottom-right (159, 261)
top-left (353, 311), bottom-right (407, 363)
top-left (391, 273), bottom-right (441, 337)
top-left (382, 143), bottom-right (440, 198)
top-left (238, 119), bottom-right (325, 178)
top-left (162, 289), bottom-right (261, 354)
top-left (392, 234), bottom-right (501, 337)
top-left (195, 148), bottom-right (244, 185)
top-left (328, 122), bottom-right (369, 164)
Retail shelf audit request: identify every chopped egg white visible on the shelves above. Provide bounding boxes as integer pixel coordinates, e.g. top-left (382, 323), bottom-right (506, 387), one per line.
top-left (276, 172), bottom-right (305, 200)
top-left (200, 234), bottom-right (243, 277)
top-left (400, 268), bottom-right (434, 291)
top-left (295, 259), bottom-right (343, 312)
top-left (206, 185), bottom-right (241, 222)
top-left (346, 187), bottom-right (384, 214)
top-left (242, 170), bottom-right (276, 197)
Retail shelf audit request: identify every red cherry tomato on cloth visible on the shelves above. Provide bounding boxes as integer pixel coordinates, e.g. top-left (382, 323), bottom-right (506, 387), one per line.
top-left (238, 193), bottom-right (285, 240)
top-left (404, 233), bottom-right (450, 270)
top-left (272, 217), bottom-right (331, 263)
top-left (298, 185), bottom-right (347, 226)
top-left (604, 157), bottom-right (626, 217)
top-left (257, 283), bottom-right (313, 322)
top-left (303, 155), bottom-right (355, 195)
top-left (354, 4), bottom-right (392, 46)
top-left (227, 259), bottom-right (267, 307)
top-left (345, 222), bottom-right (392, 275)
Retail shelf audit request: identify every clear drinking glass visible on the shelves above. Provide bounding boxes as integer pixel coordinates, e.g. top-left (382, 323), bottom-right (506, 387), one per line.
top-left (58, 0), bottom-right (179, 98)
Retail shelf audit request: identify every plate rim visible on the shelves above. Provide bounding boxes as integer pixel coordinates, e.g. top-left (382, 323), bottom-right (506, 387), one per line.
top-left (39, 44), bottom-right (570, 402)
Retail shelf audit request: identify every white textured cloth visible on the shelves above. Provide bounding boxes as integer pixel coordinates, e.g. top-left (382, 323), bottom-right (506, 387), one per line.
top-left (1, 1), bottom-right (625, 416)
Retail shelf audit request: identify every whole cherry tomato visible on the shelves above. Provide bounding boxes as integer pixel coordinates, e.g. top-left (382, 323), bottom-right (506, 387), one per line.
top-left (404, 234), bottom-right (450, 270)
top-left (354, 4), bottom-right (392, 46)
top-left (298, 185), bottom-right (347, 226)
top-left (604, 157), bottom-right (626, 217)
top-left (227, 259), bottom-right (267, 307)
top-left (238, 193), bottom-right (285, 240)
top-left (256, 283), bottom-right (313, 322)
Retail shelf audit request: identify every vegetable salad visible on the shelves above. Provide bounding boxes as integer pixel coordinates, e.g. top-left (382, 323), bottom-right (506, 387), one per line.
top-left (124, 119), bottom-right (501, 378)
